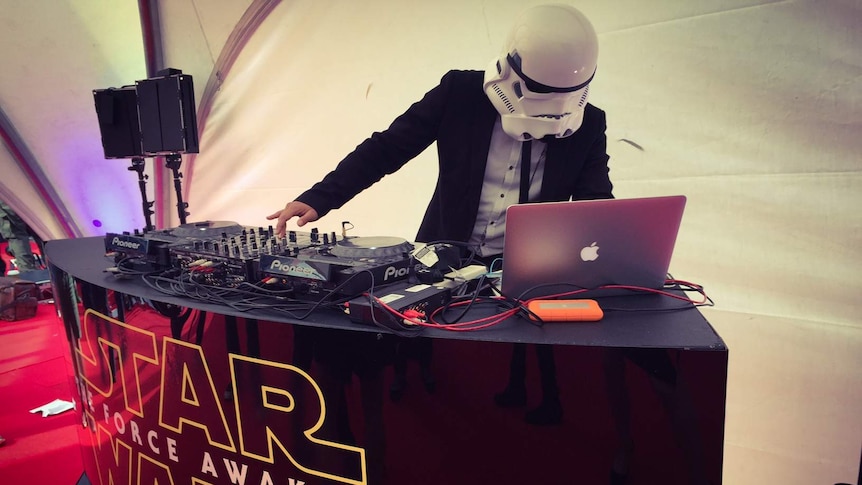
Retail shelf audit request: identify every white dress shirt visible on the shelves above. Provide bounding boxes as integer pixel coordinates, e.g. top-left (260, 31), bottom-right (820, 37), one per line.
top-left (468, 118), bottom-right (547, 257)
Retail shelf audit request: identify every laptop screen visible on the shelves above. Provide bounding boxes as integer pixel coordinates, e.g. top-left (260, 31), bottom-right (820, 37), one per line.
top-left (500, 195), bottom-right (687, 300)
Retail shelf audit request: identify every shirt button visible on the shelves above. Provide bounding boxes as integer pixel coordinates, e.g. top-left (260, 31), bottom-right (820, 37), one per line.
top-left (500, 194), bottom-right (505, 198)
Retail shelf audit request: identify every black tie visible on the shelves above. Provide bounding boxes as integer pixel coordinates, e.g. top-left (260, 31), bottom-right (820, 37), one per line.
top-left (519, 140), bottom-right (532, 204)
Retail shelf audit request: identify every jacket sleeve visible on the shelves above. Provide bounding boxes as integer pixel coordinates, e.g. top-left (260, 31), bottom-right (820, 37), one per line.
top-left (540, 104), bottom-right (614, 203)
top-left (295, 73), bottom-right (459, 217)
top-left (571, 107), bottom-right (614, 201)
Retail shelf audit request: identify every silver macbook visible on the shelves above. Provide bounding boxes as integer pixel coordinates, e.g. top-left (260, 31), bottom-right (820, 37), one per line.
top-left (500, 195), bottom-right (687, 299)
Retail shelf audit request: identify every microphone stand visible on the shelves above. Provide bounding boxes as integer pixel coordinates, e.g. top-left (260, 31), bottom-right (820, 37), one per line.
top-left (165, 153), bottom-right (189, 225)
top-left (127, 157), bottom-right (155, 232)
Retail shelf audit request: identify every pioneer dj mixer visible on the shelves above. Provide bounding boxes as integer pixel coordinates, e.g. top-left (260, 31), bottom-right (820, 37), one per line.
top-left (105, 221), bottom-right (416, 299)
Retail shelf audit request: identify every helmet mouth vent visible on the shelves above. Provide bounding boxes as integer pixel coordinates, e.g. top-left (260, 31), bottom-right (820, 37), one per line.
top-left (534, 113), bottom-right (571, 120)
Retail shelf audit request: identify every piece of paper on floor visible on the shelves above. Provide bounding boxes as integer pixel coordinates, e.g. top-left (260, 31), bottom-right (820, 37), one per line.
top-left (29, 399), bottom-right (75, 417)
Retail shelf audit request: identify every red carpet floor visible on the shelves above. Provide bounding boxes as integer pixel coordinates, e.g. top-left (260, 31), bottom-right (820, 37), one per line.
top-left (0, 301), bottom-right (85, 484)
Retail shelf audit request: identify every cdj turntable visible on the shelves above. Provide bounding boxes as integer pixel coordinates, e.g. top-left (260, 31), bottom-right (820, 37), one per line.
top-left (105, 221), bottom-right (248, 271)
top-left (259, 235), bottom-right (415, 300)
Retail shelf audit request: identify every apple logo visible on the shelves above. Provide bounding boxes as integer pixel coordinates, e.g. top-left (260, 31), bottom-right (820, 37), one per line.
top-left (580, 242), bottom-right (600, 262)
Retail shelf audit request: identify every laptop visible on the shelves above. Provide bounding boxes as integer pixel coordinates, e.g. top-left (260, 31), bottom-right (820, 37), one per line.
top-left (500, 195), bottom-right (687, 299)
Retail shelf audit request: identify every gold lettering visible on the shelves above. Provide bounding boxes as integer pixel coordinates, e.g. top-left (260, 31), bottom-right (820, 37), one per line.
top-left (158, 338), bottom-right (236, 452)
top-left (230, 354), bottom-right (367, 485)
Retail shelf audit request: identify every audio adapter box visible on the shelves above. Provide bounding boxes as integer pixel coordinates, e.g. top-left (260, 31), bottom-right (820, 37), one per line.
top-left (347, 281), bottom-right (452, 325)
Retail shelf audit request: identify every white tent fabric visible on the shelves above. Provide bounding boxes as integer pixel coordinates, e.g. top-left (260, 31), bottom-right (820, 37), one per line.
top-left (0, 1), bottom-right (859, 483)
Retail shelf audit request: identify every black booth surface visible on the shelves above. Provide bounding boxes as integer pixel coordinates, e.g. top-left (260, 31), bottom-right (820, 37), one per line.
top-left (46, 237), bottom-right (728, 485)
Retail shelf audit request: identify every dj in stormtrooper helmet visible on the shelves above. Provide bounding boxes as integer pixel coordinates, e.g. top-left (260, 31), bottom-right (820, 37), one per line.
top-left (483, 4), bottom-right (599, 141)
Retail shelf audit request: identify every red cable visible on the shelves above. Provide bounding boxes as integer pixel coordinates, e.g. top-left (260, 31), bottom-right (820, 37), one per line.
top-left (368, 279), bottom-right (711, 332)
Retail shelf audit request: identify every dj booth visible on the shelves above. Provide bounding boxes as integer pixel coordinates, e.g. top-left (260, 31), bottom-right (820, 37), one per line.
top-left (46, 230), bottom-right (727, 485)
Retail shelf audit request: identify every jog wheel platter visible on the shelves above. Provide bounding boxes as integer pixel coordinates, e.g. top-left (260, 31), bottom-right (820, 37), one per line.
top-left (170, 221), bottom-right (244, 238)
top-left (330, 236), bottom-right (414, 259)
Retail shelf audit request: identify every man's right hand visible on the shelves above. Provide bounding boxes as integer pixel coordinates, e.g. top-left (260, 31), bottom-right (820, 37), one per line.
top-left (266, 201), bottom-right (319, 237)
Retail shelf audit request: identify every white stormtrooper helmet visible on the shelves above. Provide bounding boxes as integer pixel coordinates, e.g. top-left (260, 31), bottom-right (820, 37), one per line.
top-left (483, 4), bottom-right (599, 141)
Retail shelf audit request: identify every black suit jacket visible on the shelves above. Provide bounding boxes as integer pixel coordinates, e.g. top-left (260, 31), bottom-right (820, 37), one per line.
top-left (296, 70), bottom-right (613, 244)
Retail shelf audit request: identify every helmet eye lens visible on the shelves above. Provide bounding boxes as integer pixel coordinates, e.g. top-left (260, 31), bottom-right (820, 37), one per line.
top-left (506, 53), bottom-right (594, 94)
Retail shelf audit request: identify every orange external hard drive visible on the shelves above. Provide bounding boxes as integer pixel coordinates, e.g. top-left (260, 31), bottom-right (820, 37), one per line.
top-left (526, 299), bottom-right (603, 322)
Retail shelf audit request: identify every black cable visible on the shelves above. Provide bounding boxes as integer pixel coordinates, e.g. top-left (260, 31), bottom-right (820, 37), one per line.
top-left (141, 263), bottom-right (399, 321)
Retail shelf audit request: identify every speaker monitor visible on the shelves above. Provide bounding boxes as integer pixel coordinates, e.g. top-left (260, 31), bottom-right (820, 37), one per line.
top-left (136, 74), bottom-right (199, 156)
top-left (93, 86), bottom-right (143, 159)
